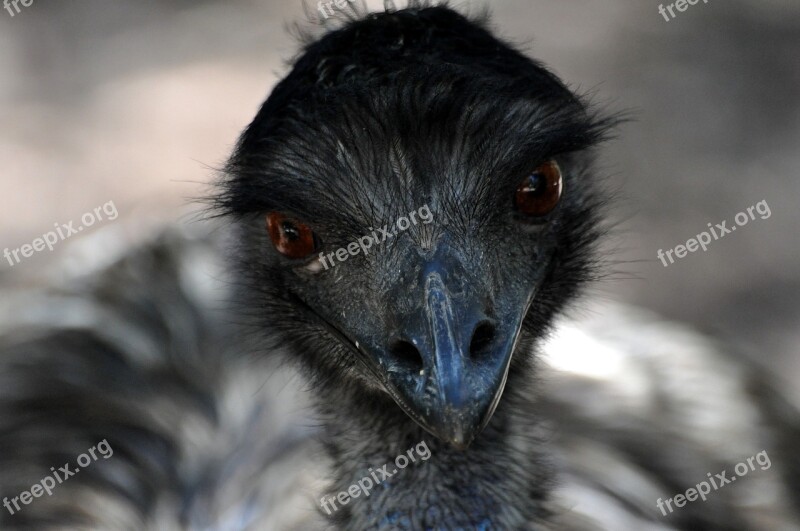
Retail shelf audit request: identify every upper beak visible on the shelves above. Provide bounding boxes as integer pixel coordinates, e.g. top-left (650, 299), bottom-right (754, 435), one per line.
top-left (369, 254), bottom-right (530, 449)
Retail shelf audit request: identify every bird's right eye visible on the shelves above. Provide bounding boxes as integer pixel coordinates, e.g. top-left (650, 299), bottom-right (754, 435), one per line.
top-left (266, 212), bottom-right (320, 259)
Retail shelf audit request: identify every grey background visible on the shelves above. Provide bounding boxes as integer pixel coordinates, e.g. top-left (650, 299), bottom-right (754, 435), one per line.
top-left (1, 1), bottom-right (798, 399)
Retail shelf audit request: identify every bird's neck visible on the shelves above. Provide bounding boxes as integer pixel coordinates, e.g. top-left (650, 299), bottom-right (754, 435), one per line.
top-left (315, 371), bottom-right (551, 529)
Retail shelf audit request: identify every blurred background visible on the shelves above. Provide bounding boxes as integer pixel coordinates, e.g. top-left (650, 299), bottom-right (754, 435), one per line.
top-left (0, 0), bottom-right (798, 406)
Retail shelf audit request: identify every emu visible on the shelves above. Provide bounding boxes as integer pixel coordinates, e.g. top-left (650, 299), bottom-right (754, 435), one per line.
top-left (218, 3), bottom-right (614, 528)
top-left (0, 2), bottom-right (798, 530)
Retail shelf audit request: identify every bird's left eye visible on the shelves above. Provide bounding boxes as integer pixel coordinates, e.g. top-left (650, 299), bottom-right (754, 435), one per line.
top-left (266, 212), bottom-right (320, 259)
top-left (514, 160), bottom-right (563, 217)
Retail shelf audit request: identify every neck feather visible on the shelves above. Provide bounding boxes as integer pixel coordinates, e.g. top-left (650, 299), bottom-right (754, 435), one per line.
top-left (315, 368), bottom-right (552, 530)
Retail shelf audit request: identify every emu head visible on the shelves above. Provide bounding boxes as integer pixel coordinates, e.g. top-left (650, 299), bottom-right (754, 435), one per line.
top-left (218, 6), bottom-right (611, 449)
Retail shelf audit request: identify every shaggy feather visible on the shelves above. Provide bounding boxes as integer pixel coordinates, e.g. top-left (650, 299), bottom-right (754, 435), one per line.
top-left (213, 3), bottom-right (621, 528)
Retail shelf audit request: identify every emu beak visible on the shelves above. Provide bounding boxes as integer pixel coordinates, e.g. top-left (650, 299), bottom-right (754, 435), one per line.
top-left (300, 243), bottom-right (536, 449)
top-left (376, 257), bottom-right (530, 450)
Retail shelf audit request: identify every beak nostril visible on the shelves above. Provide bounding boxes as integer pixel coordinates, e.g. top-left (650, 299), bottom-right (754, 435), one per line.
top-left (469, 321), bottom-right (497, 361)
top-left (389, 340), bottom-right (425, 373)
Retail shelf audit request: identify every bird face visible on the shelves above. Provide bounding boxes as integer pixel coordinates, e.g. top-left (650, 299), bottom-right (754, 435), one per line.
top-left (270, 163), bottom-right (561, 448)
top-left (222, 68), bottom-right (609, 449)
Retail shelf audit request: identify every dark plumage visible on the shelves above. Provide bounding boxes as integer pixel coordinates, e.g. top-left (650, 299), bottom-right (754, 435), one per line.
top-left (217, 3), bottom-right (613, 528)
top-left (0, 2), bottom-right (798, 530)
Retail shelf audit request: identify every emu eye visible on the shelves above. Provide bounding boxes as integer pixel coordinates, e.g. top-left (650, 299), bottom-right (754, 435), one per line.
top-left (514, 160), bottom-right (563, 217)
top-left (266, 212), bottom-right (319, 259)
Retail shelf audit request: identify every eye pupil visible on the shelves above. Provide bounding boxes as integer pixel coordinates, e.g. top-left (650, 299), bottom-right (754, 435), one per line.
top-left (281, 221), bottom-right (300, 241)
top-left (514, 160), bottom-right (563, 217)
top-left (522, 173), bottom-right (546, 195)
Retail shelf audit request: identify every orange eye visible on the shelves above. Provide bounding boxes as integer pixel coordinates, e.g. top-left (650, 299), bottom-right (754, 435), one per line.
top-left (266, 212), bottom-right (319, 259)
top-left (514, 160), bottom-right (563, 217)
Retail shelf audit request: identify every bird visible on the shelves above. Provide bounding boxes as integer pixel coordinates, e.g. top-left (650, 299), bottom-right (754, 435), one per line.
top-left (0, 2), bottom-right (798, 530)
